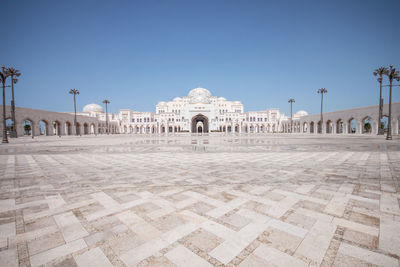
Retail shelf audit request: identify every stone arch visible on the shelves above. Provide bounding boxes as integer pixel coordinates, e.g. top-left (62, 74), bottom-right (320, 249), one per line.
top-left (348, 118), bottom-right (356, 134)
top-left (90, 123), bottom-right (95, 134)
top-left (362, 116), bottom-right (372, 134)
top-left (76, 122), bottom-right (81, 135)
top-left (64, 121), bottom-right (72, 135)
top-left (302, 122), bottom-right (308, 133)
top-left (83, 123), bottom-right (89, 135)
top-left (310, 121), bottom-right (315, 133)
top-left (191, 114), bottom-right (209, 133)
top-left (22, 119), bottom-right (34, 136)
top-left (317, 121), bottom-right (323, 134)
top-left (39, 120), bottom-right (49, 135)
top-left (326, 120), bottom-right (333, 134)
top-left (5, 117), bottom-right (14, 136)
top-left (336, 119), bottom-right (344, 134)
top-left (53, 121), bottom-right (62, 136)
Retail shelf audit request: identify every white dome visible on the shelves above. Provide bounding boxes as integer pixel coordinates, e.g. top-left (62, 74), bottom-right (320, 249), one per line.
top-left (296, 110), bottom-right (308, 116)
top-left (188, 87), bottom-right (212, 104)
top-left (173, 97), bottom-right (182, 101)
top-left (218, 97), bottom-right (227, 101)
top-left (83, 103), bottom-right (104, 113)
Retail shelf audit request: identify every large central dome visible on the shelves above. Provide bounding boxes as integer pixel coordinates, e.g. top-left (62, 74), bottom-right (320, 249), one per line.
top-left (83, 103), bottom-right (104, 113)
top-left (188, 87), bottom-right (212, 104)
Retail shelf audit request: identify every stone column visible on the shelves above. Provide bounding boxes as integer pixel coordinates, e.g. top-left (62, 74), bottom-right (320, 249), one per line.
top-left (357, 121), bottom-right (362, 134)
top-left (393, 119), bottom-right (399, 135)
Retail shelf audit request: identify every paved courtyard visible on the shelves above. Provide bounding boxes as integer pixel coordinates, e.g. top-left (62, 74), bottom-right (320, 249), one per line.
top-left (0, 134), bottom-right (400, 267)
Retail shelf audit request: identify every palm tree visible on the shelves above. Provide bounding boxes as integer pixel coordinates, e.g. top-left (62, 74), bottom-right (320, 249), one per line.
top-left (69, 89), bottom-right (80, 135)
top-left (288, 98), bottom-right (295, 133)
top-left (317, 88), bottom-right (328, 133)
top-left (102, 100), bottom-right (110, 135)
top-left (373, 67), bottom-right (388, 135)
top-left (384, 65), bottom-right (400, 140)
top-left (0, 66), bottom-right (10, 143)
top-left (5, 67), bottom-right (21, 138)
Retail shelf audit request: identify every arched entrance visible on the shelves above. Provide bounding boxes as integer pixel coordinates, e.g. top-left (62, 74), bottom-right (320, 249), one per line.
top-left (191, 114), bottom-right (209, 133)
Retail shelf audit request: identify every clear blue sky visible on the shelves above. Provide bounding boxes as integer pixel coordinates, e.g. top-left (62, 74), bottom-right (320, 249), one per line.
top-left (1, 0), bottom-right (400, 115)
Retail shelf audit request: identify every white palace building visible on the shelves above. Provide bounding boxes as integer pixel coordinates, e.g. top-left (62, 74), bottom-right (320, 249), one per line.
top-left (1, 86), bottom-right (400, 137)
top-left (119, 87), bottom-right (294, 134)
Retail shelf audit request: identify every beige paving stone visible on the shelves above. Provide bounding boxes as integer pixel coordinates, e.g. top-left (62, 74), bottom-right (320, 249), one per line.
top-left (238, 253), bottom-right (269, 267)
top-left (74, 247), bottom-right (113, 267)
top-left (0, 221), bottom-right (16, 240)
top-left (27, 231), bottom-right (65, 256)
top-left (380, 193), bottom-right (400, 215)
top-left (295, 220), bottom-right (336, 265)
top-left (333, 252), bottom-right (378, 267)
top-left (338, 242), bottom-right (398, 266)
top-left (30, 238), bottom-right (87, 267)
top-left (259, 227), bottom-right (303, 254)
top-left (0, 248), bottom-right (18, 267)
top-left (254, 243), bottom-right (308, 267)
top-left (379, 214), bottom-right (400, 257)
top-left (54, 211), bottom-right (89, 242)
top-left (333, 217), bottom-right (379, 236)
top-left (165, 245), bottom-right (212, 267)
top-left (184, 228), bottom-right (223, 252)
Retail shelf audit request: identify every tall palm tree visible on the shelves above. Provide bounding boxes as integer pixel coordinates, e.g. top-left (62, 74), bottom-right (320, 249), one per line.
top-left (102, 100), bottom-right (110, 135)
top-left (384, 65), bottom-right (400, 140)
top-left (288, 98), bottom-right (295, 133)
top-left (317, 88), bottom-right (328, 133)
top-left (1, 66), bottom-right (10, 143)
top-left (373, 67), bottom-right (388, 135)
top-left (69, 89), bottom-right (80, 135)
top-left (5, 67), bottom-right (21, 138)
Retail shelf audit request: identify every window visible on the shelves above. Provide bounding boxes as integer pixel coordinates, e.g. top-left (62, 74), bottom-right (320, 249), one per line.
top-left (132, 119), bottom-right (135, 122)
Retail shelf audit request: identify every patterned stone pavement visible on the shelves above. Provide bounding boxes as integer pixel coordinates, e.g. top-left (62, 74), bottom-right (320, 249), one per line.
top-left (0, 134), bottom-right (399, 266)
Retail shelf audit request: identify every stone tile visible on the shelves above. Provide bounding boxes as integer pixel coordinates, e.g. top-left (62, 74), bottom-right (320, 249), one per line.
top-left (27, 231), bottom-right (65, 256)
top-left (295, 220), bottom-right (336, 265)
top-left (342, 229), bottom-right (378, 249)
top-left (184, 228), bottom-right (223, 252)
top-left (254, 243), bottom-right (308, 267)
top-left (0, 248), bottom-right (18, 267)
top-left (30, 238), bottom-right (87, 267)
top-left (338, 242), bottom-right (398, 266)
top-left (165, 245), bottom-right (212, 267)
top-left (74, 247), bottom-right (113, 267)
top-left (220, 213), bottom-right (251, 229)
top-left (259, 227), bottom-right (303, 254)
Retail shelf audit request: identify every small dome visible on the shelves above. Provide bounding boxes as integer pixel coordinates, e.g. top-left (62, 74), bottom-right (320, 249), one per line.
top-left (233, 101), bottom-right (241, 104)
top-left (157, 101), bottom-right (166, 105)
top-left (83, 103), bottom-right (104, 113)
top-left (218, 97), bottom-right (226, 101)
top-left (173, 97), bottom-right (182, 101)
top-left (296, 110), bottom-right (308, 116)
top-left (188, 87), bottom-right (212, 104)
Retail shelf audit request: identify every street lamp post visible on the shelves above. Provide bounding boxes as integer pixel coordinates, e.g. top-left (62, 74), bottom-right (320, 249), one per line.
top-left (317, 88), bottom-right (328, 133)
top-left (288, 98), bottom-right (295, 133)
top-left (1, 66), bottom-right (10, 143)
top-left (102, 100), bottom-right (110, 135)
top-left (373, 67), bottom-right (387, 135)
top-left (69, 89), bottom-right (80, 135)
top-left (6, 67), bottom-right (21, 138)
top-left (384, 65), bottom-right (400, 140)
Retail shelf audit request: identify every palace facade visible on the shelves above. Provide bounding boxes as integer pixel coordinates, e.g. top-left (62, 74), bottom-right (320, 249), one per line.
top-left (118, 87), bottom-right (300, 134)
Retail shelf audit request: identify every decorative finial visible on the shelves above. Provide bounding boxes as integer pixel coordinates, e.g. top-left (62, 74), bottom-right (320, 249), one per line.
top-left (198, 83), bottom-right (201, 88)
